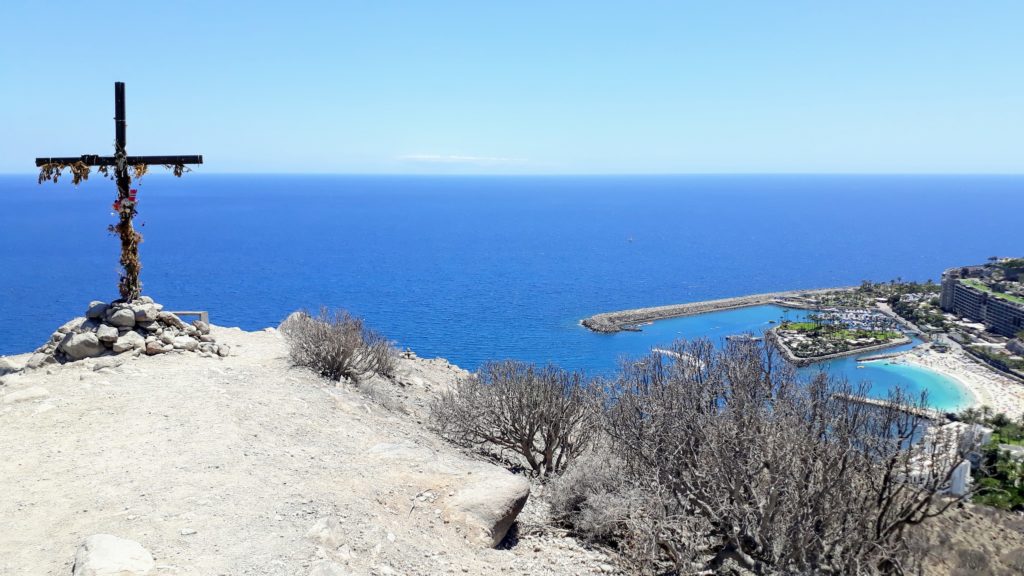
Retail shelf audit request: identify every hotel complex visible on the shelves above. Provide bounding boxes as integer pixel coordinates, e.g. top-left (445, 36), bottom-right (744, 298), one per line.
top-left (941, 259), bottom-right (1024, 338)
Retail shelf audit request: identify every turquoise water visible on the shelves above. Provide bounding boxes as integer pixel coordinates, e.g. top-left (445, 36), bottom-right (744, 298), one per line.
top-left (612, 305), bottom-right (974, 413)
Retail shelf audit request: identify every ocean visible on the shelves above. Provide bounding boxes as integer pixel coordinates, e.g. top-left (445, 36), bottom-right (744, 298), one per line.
top-left (1, 174), bottom-right (1021, 408)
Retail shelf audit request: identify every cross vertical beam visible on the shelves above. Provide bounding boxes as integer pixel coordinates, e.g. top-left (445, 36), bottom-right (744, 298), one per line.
top-left (115, 82), bottom-right (126, 149)
top-left (112, 82), bottom-right (141, 300)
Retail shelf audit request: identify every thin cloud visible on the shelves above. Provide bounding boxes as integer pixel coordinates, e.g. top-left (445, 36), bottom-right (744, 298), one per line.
top-left (399, 154), bottom-right (528, 166)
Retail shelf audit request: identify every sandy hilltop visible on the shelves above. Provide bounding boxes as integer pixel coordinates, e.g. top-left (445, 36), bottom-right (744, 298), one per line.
top-left (0, 325), bottom-right (618, 576)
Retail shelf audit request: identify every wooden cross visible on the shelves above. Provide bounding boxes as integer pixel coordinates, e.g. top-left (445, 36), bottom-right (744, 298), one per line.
top-left (35, 82), bottom-right (202, 301)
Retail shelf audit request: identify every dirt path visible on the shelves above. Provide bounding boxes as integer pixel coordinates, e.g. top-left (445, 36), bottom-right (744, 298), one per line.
top-left (0, 327), bottom-right (614, 576)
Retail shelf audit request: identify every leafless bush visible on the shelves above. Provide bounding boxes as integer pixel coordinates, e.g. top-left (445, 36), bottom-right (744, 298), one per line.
top-left (568, 338), bottom-right (970, 575)
top-left (280, 308), bottom-right (395, 381)
top-left (430, 360), bottom-right (597, 477)
top-left (547, 443), bottom-right (635, 543)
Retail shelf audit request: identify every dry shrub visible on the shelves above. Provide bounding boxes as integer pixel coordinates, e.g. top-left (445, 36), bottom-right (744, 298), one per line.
top-left (561, 339), bottom-right (969, 575)
top-left (547, 444), bottom-right (635, 543)
top-left (280, 307), bottom-right (395, 381)
top-left (430, 360), bottom-right (596, 477)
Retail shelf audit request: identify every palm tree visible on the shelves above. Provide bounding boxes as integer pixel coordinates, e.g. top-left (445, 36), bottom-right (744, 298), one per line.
top-left (960, 407), bottom-right (980, 424)
top-left (980, 404), bottom-right (994, 423)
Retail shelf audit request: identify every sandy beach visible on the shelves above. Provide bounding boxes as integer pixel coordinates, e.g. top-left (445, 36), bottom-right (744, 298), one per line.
top-left (892, 345), bottom-right (1024, 419)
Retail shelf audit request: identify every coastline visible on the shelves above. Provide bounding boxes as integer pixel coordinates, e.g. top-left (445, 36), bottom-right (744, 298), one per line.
top-left (888, 347), bottom-right (1024, 419)
top-left (581, 286), bottom-right (856, 333)
top-left (581, 287), bottom-right (1024, 418)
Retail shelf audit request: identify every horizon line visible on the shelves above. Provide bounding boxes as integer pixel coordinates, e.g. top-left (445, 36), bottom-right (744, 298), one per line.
top-left (3, 171), bottom-right (1024, 177)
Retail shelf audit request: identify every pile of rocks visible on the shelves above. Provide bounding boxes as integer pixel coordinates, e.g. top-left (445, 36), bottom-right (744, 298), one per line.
top-left (26, 297), bottom-right (229, 370)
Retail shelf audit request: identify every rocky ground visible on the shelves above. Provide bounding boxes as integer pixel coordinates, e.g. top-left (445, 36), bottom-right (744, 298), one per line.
top-left (911, 502), bottom-right (1024, 575)
top-left (0, 325), bottom-right (618, 576)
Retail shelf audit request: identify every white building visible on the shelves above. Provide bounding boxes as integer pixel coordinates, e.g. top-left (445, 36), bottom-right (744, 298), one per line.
top-left (906, 421), bottom-right (992, 497)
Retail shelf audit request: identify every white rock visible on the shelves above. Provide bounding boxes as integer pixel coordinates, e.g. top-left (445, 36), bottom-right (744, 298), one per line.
top-left (2, 386), bottom-right (49, 404)
top-left (145, 341), bottom-right (166, 356)
top-left (158, 311), bottom-right (186, 330)
top-left (58, 316), bottom-right (87, 334)
top-left (159, 333), bottom-right (175, 345)
top-left (172, 336), bottom-right (198, 351)
top-left (113, 331), bottom-right (146, 353)
top-left (279, 311), bottom-right (308, 332)
top-left (179, 528), bottom-right (197, 536)
top-left (133, 305), bottom-right (159, 322)
top-left (97, 324), bottom-right (119, 345)
top-left (443, 469), bottom-right (530, 547)
top-left (86, 301), bottom-right (109, 320)
top-left (26, 352), bottom-right (54, 369)
top-left (61, 332), bottom-right (106, 360)
top-left (107, 308), bottom-right (136, 328)
top-left (137, 321), bottom-right (159, 333)
top-left (217, 344), bottom-right (231, 357)
top-left (305, 516), bottom-right (345, 550)
top-left (72, 534), bottom-right (155, 576)
top-left (192, 320), bottom-right (211, 335)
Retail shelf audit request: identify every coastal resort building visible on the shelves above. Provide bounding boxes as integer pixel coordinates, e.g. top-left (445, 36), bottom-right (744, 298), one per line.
top-left (906, 421), bottom-right (992, 498)
top-left (940, 258), bottom-right (1024, 338)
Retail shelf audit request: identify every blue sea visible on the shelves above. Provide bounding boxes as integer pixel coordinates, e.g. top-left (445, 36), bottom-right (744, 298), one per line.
top-left (2, 175), bottom-right (1021, 410)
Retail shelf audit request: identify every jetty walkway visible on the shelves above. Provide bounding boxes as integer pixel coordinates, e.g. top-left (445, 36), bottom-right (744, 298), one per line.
top-left (832, 393), bottom-right (947, 421)
top-left (581, 287), bottom-right (854, 333)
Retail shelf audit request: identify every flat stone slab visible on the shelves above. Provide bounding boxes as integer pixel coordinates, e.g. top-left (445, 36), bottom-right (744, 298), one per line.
top-left (72, 534), bottom-right (155, 576)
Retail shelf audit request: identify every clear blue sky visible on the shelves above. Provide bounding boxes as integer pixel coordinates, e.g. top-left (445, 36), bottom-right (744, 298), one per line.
top-left (2, 1), bottom-right (1022, 174)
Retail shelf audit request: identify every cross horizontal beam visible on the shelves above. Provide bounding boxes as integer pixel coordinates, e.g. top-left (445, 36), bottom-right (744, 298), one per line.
top-left (35, 154), bottom-right (203, 167)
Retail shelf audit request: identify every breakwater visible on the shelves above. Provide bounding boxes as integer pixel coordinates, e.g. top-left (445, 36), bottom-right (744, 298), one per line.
top-left (581, 287), bottom-right (855, 333)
